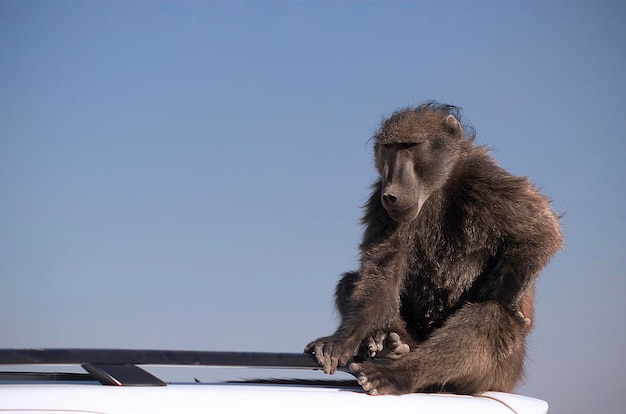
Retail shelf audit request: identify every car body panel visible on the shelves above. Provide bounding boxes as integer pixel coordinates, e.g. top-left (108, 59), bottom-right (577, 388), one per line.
top-left (0, 383), bottom-right (548, 414)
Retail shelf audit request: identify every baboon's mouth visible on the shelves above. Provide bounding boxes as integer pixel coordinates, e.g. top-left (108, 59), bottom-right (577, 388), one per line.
top-left (385, 206), bottom-right (419, 223)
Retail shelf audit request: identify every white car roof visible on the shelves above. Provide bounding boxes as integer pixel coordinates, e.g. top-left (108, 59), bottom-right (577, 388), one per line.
top-left (0, 349), bottom-right (548, 414)
top-left (1, 383), bottom-right (548, 414)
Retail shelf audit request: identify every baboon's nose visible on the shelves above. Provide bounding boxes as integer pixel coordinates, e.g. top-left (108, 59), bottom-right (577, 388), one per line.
top-left (382, 193), bottom-right (397, 204)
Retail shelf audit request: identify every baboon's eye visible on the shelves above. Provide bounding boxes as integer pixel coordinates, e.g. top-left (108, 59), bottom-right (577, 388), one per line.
top-left (381, 142), bottom-right (419, 150)
top-left (397, 142), bottom-right (419, 150)
top-left (381, 142), bottom-right (422, 151)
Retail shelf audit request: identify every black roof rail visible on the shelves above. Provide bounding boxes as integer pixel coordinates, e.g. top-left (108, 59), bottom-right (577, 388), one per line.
top-left (0, 349), bottom-right (347, 387)
top-left (0, 349), bottom-right (324, 368)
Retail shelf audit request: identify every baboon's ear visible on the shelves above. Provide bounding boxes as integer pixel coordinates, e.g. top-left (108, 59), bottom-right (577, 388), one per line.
top-left (444, 114), bottom-right (462, 134)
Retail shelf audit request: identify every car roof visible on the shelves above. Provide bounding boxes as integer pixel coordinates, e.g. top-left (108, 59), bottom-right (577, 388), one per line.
top-left (0, 349), bottom-right (548, 414)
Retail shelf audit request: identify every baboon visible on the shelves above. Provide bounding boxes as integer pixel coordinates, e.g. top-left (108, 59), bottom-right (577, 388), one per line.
top-left (304, 102), bottom-right (563, 395)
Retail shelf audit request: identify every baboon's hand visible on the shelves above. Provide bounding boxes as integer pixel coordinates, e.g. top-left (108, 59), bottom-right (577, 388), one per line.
top-left (304, 336), bottom-right (357, 374)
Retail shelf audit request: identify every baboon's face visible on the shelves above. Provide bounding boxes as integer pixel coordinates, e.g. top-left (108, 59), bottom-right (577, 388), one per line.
top-left (375, 112), bottom-right (461, 224)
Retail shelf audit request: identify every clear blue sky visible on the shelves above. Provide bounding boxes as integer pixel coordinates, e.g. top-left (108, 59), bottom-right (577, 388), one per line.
top-left (1, 1), bottom-right (624, 413)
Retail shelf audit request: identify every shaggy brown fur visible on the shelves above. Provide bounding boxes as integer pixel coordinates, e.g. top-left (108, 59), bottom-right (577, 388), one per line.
top-left (305, 102), bottom-right (562, 395)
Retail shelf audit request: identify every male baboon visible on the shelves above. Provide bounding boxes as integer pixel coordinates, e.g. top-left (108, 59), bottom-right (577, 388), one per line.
top-left (305, 102), bottom-right (563, 395)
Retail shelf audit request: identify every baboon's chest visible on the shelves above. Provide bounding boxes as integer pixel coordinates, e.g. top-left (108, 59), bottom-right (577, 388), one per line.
top-left (399, 264), bottom-right (452, 340)
top-left (399, 248), bottom-right (481, 341)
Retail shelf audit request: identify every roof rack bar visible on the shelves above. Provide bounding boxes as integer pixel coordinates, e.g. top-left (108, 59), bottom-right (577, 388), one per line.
top-left (0, 349), bottom-right (343, 371)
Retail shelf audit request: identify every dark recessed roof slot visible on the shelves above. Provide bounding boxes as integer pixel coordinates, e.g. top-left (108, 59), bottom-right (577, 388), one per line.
top-left (82, 364), bottom-right (166, 386)
top-left (0, 371), bottom-right (93, 382)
